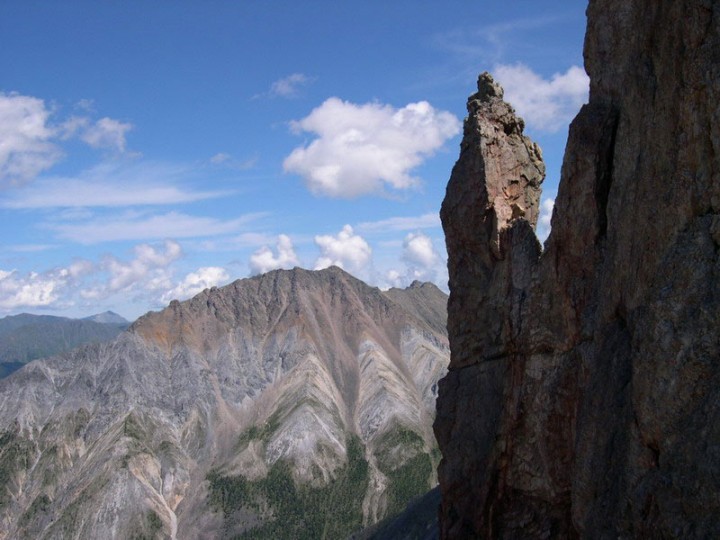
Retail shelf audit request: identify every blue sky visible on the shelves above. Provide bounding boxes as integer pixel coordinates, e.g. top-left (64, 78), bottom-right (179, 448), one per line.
top-left (0, 1), bottom-right (588, 321)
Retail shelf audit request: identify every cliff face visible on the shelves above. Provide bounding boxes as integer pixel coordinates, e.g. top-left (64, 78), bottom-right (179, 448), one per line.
top-left (435, 1), bottom-right (720, 538)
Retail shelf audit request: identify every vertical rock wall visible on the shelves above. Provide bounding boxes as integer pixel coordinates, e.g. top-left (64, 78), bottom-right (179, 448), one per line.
top-left (435, 1), bottom-right (720, 538)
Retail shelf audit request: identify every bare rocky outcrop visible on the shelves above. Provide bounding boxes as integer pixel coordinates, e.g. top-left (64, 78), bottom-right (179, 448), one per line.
top-left (435, 1), bottom-right (720, 538)
top-left (0, 267), bottom-right (449, 539)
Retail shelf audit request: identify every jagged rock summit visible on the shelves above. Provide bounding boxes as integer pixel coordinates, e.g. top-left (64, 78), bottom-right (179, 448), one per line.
top-left (0, 266), bottom-right (449, 539)
top-left (436, 1), bottom-right (720, 538)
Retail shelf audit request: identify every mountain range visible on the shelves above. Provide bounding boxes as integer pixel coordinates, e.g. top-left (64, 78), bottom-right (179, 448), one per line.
top-left (0, 266), bottom-right (448, 539)
top-left (0, 312), bottom-right (129, 379)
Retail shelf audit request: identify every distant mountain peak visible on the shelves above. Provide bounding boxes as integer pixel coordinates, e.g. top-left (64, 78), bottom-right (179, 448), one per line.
top-left (83, 310), bottom-right (129, 324)
top-left (0, 265), bottom-right (449, 538)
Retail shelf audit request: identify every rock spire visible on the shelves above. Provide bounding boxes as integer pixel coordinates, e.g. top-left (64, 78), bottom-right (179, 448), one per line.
top-left (435, 1), bottom-right (720, 537)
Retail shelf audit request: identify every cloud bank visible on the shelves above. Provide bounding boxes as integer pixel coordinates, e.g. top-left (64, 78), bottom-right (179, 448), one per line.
top-left (0, 260), bottom-right (92, 310)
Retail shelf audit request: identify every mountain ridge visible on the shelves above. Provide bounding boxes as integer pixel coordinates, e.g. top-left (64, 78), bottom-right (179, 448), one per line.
top-left (0, 266), bottom-right (448, 539)
top-left (83, 311), bottom-right (129, 325)
top-left (0, 313), bottom-right (129, 379)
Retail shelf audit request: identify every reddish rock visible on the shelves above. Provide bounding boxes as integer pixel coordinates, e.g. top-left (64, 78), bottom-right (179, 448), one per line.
top-left (435, 1), bottom-right (720, 538)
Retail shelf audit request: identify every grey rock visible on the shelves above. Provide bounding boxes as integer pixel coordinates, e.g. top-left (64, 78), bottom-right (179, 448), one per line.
top-left (0, 267), bottom-right (448, 539)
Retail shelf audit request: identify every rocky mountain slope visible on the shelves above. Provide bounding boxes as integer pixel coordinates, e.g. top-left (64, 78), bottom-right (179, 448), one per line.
top-left (0, 313), bottom-right (129, 379)
top-left (0, 266), bottom-right (448, 539)
top-left (435, 0), bottom-right (719, 538)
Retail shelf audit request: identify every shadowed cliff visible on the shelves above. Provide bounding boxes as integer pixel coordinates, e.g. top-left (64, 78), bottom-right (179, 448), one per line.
top-left (435, 1), bottom-right (720, 537)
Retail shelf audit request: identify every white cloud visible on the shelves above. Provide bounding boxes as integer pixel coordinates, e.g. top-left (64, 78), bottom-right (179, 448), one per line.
top-left (0, 240), bottom-right (204, 312)
top-left (382, 232), bottom-right (446, 289)
top-left (0, 161), bottom-right (229, 209)
top-left (403, 232), bottom-right (440, 269)
top-left (284, 98), bottom-right (460, 197)
top-left (0, 92), bottom-right (135, 187)
top-left (0, 93), bottom-right (61, 187)
top-left (269, 73), bottom-right (313, 98)
top-left (0, 270), bottom-right (62, 310)
top-left (249, 234), bottom-right (300, 275)
top-left (62, 115), bottom-right (132, 153)
top-left (106, 240), bottom-right (181, 292)
top-left (357, 212), bottom-right (440, 233)
top-left (493, 64), bottom-right (589, 133)
top-left (62, 259), bottom-right (95, 279)
top-left (81, 240), bottom-right (182, 300)
top-left (48, 211), bottom-right (265, 244)
top-left (80, 117), bottom-right (132, 152)
top-left (314, 225), bottom-right (372, 276)
top-left (384, 269), bottom-right (404, 289)
top-left (537, 196), bottom-right (555, 242)
top-left (59, 116), bottom-right (89, 139)
top-left (160, 266), bottom-right (230, 303)
top-left (0, 259), bottom-right (93, 311)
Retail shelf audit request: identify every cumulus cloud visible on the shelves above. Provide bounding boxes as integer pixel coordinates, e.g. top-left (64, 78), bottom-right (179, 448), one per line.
top-left (494, 64), bottom-right (589, 132)
top-left (0, 259), bottom-right (93, 311)
top-left (269, 73), bottom-right (313, 98)
top-left (537, 196), bottom-right (555, 242)
top-left (0, 270), bottom-right (63, 310)
top-left (249, 234), bottom-right (300, 276)
top-left (0, 240), bottom-right (205, 312)
top-left (0, 92), bottom-right (135, 187)
top-left (160, 266), bottom-right (230, 303)
top-left (82, 240), bottom-right (182, 300)
top-left (0, 93), bottom-right (61, 187)
top-left (384, 232), bottom-right (446, 289)
top-left (384, 269), bottom-right (404, 289)
top-left (403, 232), bottom-right (441, 269)
top-left (284, 98), bottom-right (460, 197)
top-left (314, 225), bottom-right (372, 275)
top-left (106, 240), bottom-right (181, 292)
